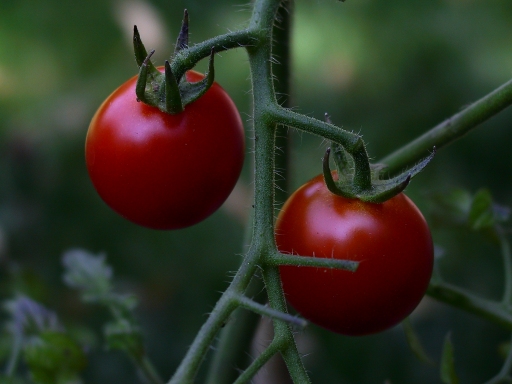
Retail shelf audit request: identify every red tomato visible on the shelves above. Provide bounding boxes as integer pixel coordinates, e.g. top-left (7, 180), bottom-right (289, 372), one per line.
top-left (276, 173), bottom-right (433, 336)
top-left (85, 70), bottom-right (245, 230)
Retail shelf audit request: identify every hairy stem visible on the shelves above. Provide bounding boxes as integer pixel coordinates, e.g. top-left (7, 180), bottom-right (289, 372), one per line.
top-left (139, 356), bottom-right (165, 384)
top-left (236, 294), bottom-right (307, 328)
top-left (266, 251), bottom-right (358, 271)
top-left (168, 0), bottom-right (305, 382)
top-left (233, 337), bottom-right (284, 384)
top-left (380, 78), bottom-right (512, 175)
top-left (262, 266), bottom-right (311, 383)
top-left (167, 293), bottom-right (239, 384)
top-left (171, 29), bottom-right (257, 80)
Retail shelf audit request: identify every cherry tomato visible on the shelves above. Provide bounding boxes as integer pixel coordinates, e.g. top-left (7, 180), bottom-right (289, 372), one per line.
top-left (86, 70), bottom-right (245, 230)
top-left (275, 173), bottom-right (433, 336)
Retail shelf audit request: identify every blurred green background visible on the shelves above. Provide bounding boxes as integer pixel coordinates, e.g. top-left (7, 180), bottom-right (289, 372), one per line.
top-left (0, 0), bottom-right (511, 383)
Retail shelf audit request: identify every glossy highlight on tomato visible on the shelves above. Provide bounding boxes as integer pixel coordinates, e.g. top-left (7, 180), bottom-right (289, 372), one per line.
top-left (86, 70), bottom-right (245, 230)
top-left (276, 173), bottom-right (433, 336)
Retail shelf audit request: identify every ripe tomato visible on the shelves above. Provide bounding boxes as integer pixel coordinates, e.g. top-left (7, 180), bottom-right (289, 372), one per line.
top-left (85, 70), bottom-right (244, 230)
top-left (275, 173), bottom-right (433, 336)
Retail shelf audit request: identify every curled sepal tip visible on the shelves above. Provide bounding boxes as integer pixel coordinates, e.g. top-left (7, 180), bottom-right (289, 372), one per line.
top-left (323, 144), bottom-right (435, 203)
top-left (322, 148), bottom-right (356, 199)
top-left (361, 174), bottom-right (411, 203)
top-left (179, 48), bottom-right (216, 106)
top-left (324, 114), bottom-right (354, 185)
top-left (331, 142), bottom-right (354, 184)
top-left (174, 9), bottom-right (189, 54)
top-left (360, 148), bottom-right (435, 202)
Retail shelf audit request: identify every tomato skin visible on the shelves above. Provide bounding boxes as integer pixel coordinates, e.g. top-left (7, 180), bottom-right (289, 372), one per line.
top-left (85, 70), bottom-right (244, 230)
top-left (276, 174), bottom-right (433, 336)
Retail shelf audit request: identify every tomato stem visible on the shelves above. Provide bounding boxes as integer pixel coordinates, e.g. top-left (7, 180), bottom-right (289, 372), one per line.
top-left (261, 265), bottom-right (311, 383)
top-left (232, 337), bottom-right (285, 384)
top-left (235, 295), bottom-right (308, 329)
top-left (267, 250), bottom-right (359, 272)
top-left (380, 77), bottom-right (512, 175)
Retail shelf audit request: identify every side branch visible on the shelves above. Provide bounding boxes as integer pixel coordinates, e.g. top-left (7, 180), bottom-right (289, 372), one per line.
top-left (380, 77), bottom-right (512, 175)
top-left (266, 251), bottom-right (359, 272)
top-left (272, 106), bottom-right (361, 149)
top-left (235, 294), bottom-right (307, 328)
top-left (427, 281), bottom-right (512, 331)
top-left (233, 338), bottom-right (284, 384)
top-left (171, 29), bottom-right (257, 80)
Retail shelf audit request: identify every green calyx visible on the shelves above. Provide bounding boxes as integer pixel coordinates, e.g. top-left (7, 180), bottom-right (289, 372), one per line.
top-left (132, 10), bottom-right (216, 115)
top-left (322, 117), bottom-right (435, 203)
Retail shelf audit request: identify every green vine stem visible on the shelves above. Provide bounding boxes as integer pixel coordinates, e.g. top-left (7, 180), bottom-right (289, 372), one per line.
top-left (233, 337), bottom-right (284, 384)
top-left (140, 356), bottom-right (165, 384)
top-left (154, 0), bottom-right (512, 382)
top-left (427, 282), bottom-right (512, 331)
top-left (168, 1), bottom-right (302, 382)
top-left (266, 250), bottom-right (358, 270)
top-left (427, 231), bottom-right (512, 333)
top-left (236, 294), bottom-right (308, 329)
top-left (261, 265), bottom-right (310, 383)
top-left (380, 78), bottom-right (512, 175)
top-left (273, 0), bottom-right (293, 205)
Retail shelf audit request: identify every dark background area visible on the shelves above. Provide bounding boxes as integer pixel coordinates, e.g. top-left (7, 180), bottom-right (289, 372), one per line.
top-left (0, 0), bottom-right (511, 382)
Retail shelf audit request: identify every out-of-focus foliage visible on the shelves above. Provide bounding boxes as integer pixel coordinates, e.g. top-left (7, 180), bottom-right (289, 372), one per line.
top-left (0, 0), bottom-right (511, 383)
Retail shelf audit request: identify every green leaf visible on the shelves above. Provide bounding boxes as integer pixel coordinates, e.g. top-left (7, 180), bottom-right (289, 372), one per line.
top-left (402, 318), bottom-right (434, 365)
top-left (468, 189), bottom-right (510, 232)
top-left (440, 333), bottom-right (459, 384)
top-left (469, 189), bottom-right (495, 230)
top-left (431, 188), bottom-right (510, 234)
top-left (23, 331), bottom-right (86, 384)
top-left (62, 249), bottom-right (112, 300)
top-left (431, 188), bottom-right (473, 223)
top-left (104, 319), bottom-right (145, 362)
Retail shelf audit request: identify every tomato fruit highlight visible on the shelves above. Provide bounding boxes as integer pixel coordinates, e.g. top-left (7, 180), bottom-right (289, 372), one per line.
top-left (86, 69), bottom-right (245, 230)
top-left (276, 173), bottom-right (433, 336)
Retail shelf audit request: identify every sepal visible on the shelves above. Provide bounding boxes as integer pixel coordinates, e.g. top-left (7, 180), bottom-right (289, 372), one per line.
top-left (133, 13), bottom-right (217, 114)
top-left (322, 148), bottom-right (356, 199)
top-left (323, 143), bottom-right (435, 203)
top-left (135, 49), bottom-right (165, 106)
top-left (179, 48), bottom-right (216, 106)
top-left (133, 26), bottom-right (161, 78)
top-left (165, 60), bottom-right (184, 113)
